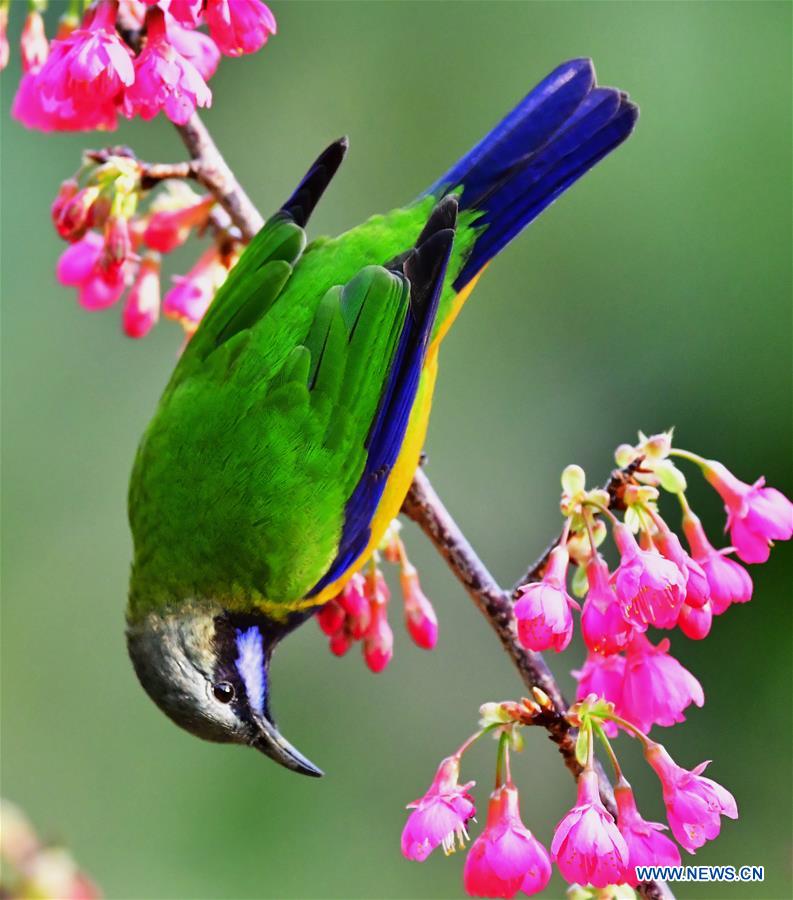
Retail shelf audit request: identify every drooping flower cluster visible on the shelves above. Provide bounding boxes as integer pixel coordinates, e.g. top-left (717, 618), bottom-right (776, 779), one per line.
top-left (6, 0), bottom-right (276, 131)
top-left (402, 713), bottom-right (552, 898)
top-left (402, 434), bottom-right (788, 894)
top-left (317, 521), bottom-right (439, 672)
top-left (402, 689), bottom-right (738, 895)
top-left (511, 433), bottom-right (791, 738)
top-left (52, 153), bottom-right (238, 338)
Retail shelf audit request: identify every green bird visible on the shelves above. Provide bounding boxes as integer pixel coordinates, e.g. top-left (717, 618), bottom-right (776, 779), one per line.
top-left (127, 59), bottom-right (637, 776)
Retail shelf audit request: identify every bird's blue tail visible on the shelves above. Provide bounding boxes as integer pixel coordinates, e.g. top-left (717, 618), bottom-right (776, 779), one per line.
top-left (423, 58), bottom-right (638, 291)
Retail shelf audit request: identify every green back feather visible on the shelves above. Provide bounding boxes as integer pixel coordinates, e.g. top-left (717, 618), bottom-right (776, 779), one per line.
top-left (128, 199), bottom-right (478, 620)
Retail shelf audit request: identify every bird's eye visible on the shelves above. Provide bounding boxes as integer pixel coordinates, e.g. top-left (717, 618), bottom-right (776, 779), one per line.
top-left (212, 681), bottom-right (235, 703)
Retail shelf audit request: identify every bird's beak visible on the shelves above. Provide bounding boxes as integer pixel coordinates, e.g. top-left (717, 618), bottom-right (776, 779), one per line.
top-left (250, 713), bottom-right (323, 777)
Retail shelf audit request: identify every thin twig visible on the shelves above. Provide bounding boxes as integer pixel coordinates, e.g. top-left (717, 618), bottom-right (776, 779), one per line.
top-left (161, 109), bottom-right (671, 900)
top-left (174, 115), bottom-right (264, 241)
top-left (84, 147), bottom-right (198, 187)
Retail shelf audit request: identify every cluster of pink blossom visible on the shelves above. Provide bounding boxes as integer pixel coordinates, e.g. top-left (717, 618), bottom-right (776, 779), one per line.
top-left (317, 524), bottom-right (438, 672)
top-left (402, 433), bottom-right (790, 895)
top-left (51, 154), bottom-right (237, 337)
top-left (402, 690), bottom-right (738, 896)
top-left (3, 0), bottom-right (275, 132)
top-left (511, 432), bottom-right (791, 740)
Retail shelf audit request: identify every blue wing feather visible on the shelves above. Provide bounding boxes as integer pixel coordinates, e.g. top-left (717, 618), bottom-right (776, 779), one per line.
top-left (307, 222), bottom-right (456, 597)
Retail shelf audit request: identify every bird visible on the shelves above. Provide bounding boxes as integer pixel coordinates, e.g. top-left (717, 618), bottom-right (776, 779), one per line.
top-left (126, 58), bottom-right (638, 777)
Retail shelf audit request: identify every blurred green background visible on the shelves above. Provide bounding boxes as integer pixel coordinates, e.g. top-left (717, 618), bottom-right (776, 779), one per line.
top-left (2, 1), bottom-right (791, 898)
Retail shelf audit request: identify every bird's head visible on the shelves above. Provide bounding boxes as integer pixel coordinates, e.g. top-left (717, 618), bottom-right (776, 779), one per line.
top-left (126, 603), bottom-right (322, 777)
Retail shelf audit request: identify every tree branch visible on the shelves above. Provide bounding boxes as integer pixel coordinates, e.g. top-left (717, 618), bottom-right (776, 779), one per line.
top-left (174, 115), bottom-right (264, 241)
top-left (159, 109), bottom-right (672, 900)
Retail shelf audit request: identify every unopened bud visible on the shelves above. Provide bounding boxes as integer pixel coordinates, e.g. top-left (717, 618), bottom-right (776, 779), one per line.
top-left (20, 10), bottom-right (48, 72)
top-left (55, 185), bottom-right (100, 241)
top-left (478, 702), bottom-right (514, 728)
top-left (653, 459), bottom-right (688, 494)
top-left (400, 563), bottom-right (438, 650)
top-left (531, 686), bottom-right (553, 710)
top-left (641, 430), bottom-right (673, 459)
top-left (103, 214), bottom-right (131, 269)
top-left (561, 464), bottom-right (586, 496)
top-left (678, 599), bottom-right (713, 640)
top-left (363, 606), bottom-right (393, 673)
top-left (329, 630), bottom-right (351, 657)
top-left (615, 443), bottom-right (637, 468)
top-left (317, 599), bottom-right (345, 636)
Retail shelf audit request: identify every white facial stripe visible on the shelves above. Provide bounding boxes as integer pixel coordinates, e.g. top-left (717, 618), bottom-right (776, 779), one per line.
top-left (234, 626), bottom-right (266, 713)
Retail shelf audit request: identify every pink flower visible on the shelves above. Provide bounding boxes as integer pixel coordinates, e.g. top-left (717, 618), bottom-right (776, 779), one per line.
top-left (363, 593), bottom-right (393, 673)
top-left (122, 7), bottom-right (210, 125)
top-left (581, 554), bottom-right (634, 655)
top-left (103, 213), bottom-right (132, 273)
top-left (164, 0), bottom-right (204, 28)
top-left (340, 572), bottom-right (371, 639)
top-left (205, 0), bottom-right (276, 57)
top-left (328, 630), bottom-right (351, 657)
top-left (620, 634), bottom-right (703, 733)
top-left (655, 526), bottom-right (710, 609)
top-left (682, 510), bottom-right (752, 614)
top-left (402, 755), bottom-right (476, 861)
top-left (551, 769), bottom-right (629, 887)
top-left (677, 599), bottom-right (713, 640)
top-left (463, 784), bottom-right (551, 898)
top-left (401, 563), bottom-right (438, 650)
top-left (168, 23), bottom-right (221, 81)
top-left (615, 780), bottom-right (680, 886)
top-left (53, 185), bottom-right (101, 241)
top-left (21, 10), bottom-right (49, 72)
top-left (704, 460), bottom-right (793, 563)
top-left (38, 1), bottom-right (134, 121)
top-left (317, 598), bottom-right (345, 636)
top-left (645, 742), bottom-right (737, 853)
top-left (143, 194), bottom-right (215, 252)
top-left (573, 652), bottom-right (625, 737)
top-left (514, 546), bottom-right (576, 652)
top-left (163, 244), bottom-right (227, 329)
top-left (56, 231), bottom-right (127, 310)
top-left (122, 255), bottom-right (160, 338)
top-left (612, 522), bottom-right (686, 630)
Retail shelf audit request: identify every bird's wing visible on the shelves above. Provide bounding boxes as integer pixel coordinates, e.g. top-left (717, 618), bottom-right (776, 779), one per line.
top-left (129, 191), bottom-right (455, 614)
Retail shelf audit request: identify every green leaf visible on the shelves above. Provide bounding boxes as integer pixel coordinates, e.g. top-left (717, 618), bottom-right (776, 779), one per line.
top-left (575, 722), bottom-right (590, 767)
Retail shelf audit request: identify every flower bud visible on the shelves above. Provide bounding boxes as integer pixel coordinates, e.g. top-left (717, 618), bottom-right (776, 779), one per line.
top-left (677, 599), bottom-right (713, 640)
top-left (615, 443), bottom-right (637, 468)
top-left (561, 464), bottom-right (586, 495)
top-left (654, 459), bottom-right (687, 494)
top-left (103, 213), bottom-right (132, 271)
top-left (122, 254), bottom-right (160, 338)
top-left (400, 563), bottom-right (438, 649)
top-left (363, 604), bottom-right (393, 673)
top-left (339, 573), bottom-right (370, 638)
top-left (55, 186), bottom-right (101, 241)
top-left (329, 630), bottom-right (351, 657)
top-left (20, 10), bottom-right (48, 72)
top-left (317, 599), bottom-right (345, 636)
